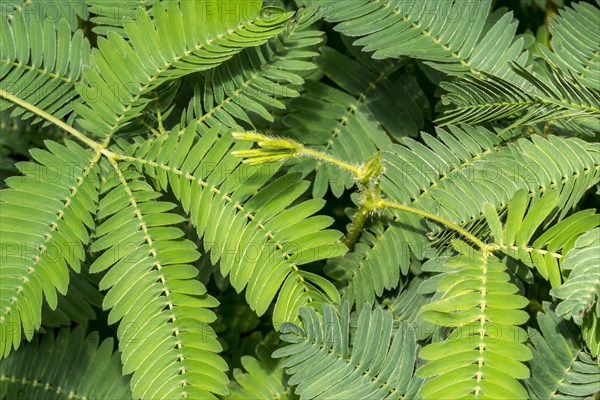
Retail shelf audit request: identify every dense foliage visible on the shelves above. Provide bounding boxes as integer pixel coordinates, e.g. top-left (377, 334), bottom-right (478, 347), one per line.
top-left (0, 0), bottom-right (599, 399)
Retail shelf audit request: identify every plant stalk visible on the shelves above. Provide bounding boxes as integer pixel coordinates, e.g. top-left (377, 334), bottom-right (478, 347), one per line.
top-left (0, 89), bottom-right (103, 152)
top-left (300, 147), bottom-right (364, 177)
top-left (341, 203), bottom-right (371, 250)
top-left (377, 199), bottom-right (488, 250)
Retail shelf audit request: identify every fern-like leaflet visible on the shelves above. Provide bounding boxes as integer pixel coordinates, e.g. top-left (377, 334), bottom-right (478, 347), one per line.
top-left (74, 0), bottom-right (292, 137)
top-left (88, 162), bottom-right (225, 399)
top-left (0, 141), bottom-right (99, 357)
top-left (273, 303), bottom-right (419, 399)
top-left (417, 241), bottom-right (531, 399)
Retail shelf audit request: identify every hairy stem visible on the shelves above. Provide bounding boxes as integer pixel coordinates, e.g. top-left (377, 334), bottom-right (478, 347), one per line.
top-left (341, 203), bottom-right (371, 250)
top-left (300, 147), bottom-right (364, 178)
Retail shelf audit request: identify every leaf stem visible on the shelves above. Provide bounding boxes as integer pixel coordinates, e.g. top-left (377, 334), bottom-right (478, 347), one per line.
top-left (377, 199), bottom-right (488, 250)
top-left (299, 147), bottom-right (364, 178)
top-left (0, 89), bottom-right (103, 152)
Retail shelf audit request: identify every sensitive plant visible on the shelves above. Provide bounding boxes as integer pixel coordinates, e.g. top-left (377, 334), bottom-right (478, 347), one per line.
top-left (0, 0), bottom-right (599, 399)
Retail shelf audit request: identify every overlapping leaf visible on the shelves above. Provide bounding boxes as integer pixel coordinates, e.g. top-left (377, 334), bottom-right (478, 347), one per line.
top-left (325, 215), bottom-right (413, 306)
top-left (119, 123), bottom-right (347, 326)
top-left (327, 125), bottom-right (504, 306)
top-left (439, 64), bottom-right (600, 136)
top-left (484, 190), bottom-right (599, 287)
top-left (0, 325), bottom-right (131, 400)
top-left (184, 5), bottom-right (324, 130)
top-left (225, 333), bottom-right (296, 400)
top-left (273, 303), bottom-right (417, 399)
top-left (527, 303), bottom-right (600, 399)
top-left (0, 12), bottom-right (90, 124)
top-left (88, 163), bottom-right (227, 399)
top-left (313, 0), bottom-right (529, 80)
top-left (85, 0), bottom-right (157, 35)
top-left (541, 2), bottom-right (600, 90)
top-left (1, 0), bottom-right (88, 31)
top-left (551, 227), bottom-right (600, 357)
top-left (382, 129), bottom-right (600, 231)
top-left (552, 228), bottom-right (600, 322)
top-left (282, 46), bottom-right (428, 197)
top-left (75, 0), bottom-right (292, 137)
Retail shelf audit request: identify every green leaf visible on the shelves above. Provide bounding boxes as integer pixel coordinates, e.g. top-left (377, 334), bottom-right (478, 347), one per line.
top-left (123, 123), bottom-right (347, 326)
top-left (273, 303), bottom-right (417, 399)
top-left (0, 325), bottom-right (131, 399)
top-left (75, 0), bottom-right (292, 137)
top-left (89, 163), bottom-right (227, 399)
top-left (484, 203), bottom-right (504, 245)
top-left (527, 303), bottom-right (600, 399)
top-left (438, 64), bottom-right (600, 137)
top-left (225, 332), bottom-right (297, 400)
top-left (0, 141), bottom-right (99, 358)
top-left (490, 190), bottom-right (599, 288)
top-left (0, 14), bottom-right (90, 124)
top-left (417, 244), bottom-right (531, 399)
top-left (552, 228), bottom-right (600, 327)
top-left (542, 2), bottom-right (600, 90)
top-left (282, 45), bottom-right (428, 198)
top-left (185, 5), bottom-right (324, 131)
top-left (313, 0), bottom-right (528, 80)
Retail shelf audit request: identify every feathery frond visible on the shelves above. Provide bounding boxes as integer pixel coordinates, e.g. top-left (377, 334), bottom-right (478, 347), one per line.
top-left (88, 162), bottom-right (227, 399)
top-left (321, 125), bottom-right (598, 324)
top-left (0, 12), bottom-right (90, 124)
top-left (527, 303), bottom-right (600, 399)
top-left (225, 333), bottom-right (295, 400)
top-left (282, 45), bottom-right (428, 197)
top-left (312, 0), bottom-right (529, 79)
top-left (417, 241), bottom-right (531, 399)
top-left (120, 123), bottom-right (347, 326)
top-left (325, 215), bottom-right (413, 306)
top-left (551, 228), bottom-right (599, 357)
top-left (0, 325), bottom-right (131, 400)
top-left (1, 0), bottom-right (88, 31)
top-left (0, 2), bottom-right (598, 397)
top-left (438, 64), bottom-right (600, 136)
top-left (85, 0), bottom-right (156, 36)
top-left (74, 0), bottom-right (292, 137)
top-left (0, 140), bottom-right (99, 357)
top-left (315, 46), bottom-right (429, 140)
top-left (273, 303), bottom-right (418, 399)
top-left (551, 227), bottom-right (599, 323)
top-left (184, 5), bottom-right (324, 130)
top-left (484, 190), bottom-right (599, 287)
top-left (382, 129), bottom-right (600, 229)
top-left (541, 2), bottom-right (600, 90)
top-left (383, 274), bottom-right (440, 341)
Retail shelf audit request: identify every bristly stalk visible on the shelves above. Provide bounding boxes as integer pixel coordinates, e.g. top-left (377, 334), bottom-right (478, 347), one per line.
top-left (340, 203), bottom-right (371, 251)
